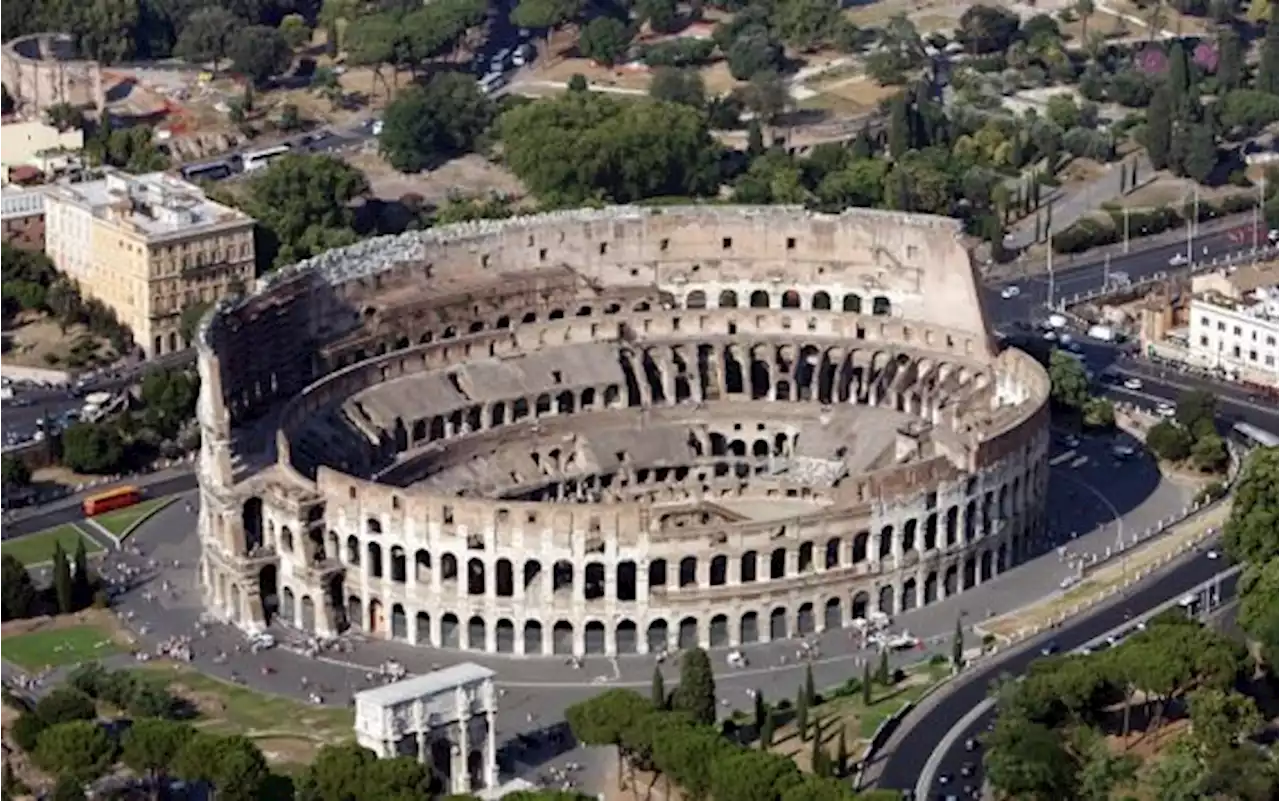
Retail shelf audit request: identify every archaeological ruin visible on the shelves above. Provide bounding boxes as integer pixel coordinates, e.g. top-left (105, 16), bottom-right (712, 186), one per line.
top-left (194, 205), bottom-right (1052, 657)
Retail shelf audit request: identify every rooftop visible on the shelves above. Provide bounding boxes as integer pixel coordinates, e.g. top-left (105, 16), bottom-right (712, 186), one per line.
top-left (353, 663), bottom-right (495, 708)
top-left (1, 188), bottom-right (44, 218)
top-left (43, 168), bottom-right (250, 240)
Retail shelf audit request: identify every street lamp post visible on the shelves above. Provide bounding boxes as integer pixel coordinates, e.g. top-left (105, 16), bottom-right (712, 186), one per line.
top-left (1185, 186), bottom-right (1198, 265)
top-left (1047, 240), bottom-right (1055, 310)
top-left (1122, 207), bottom-right (1130, 254)
top-left (1255, 179), bottom-right (1267, 252)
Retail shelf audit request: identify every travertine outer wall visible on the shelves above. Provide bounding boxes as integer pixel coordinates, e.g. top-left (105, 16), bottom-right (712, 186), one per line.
top-left (1, 34), bottom-right (104, 117)
top-left (195, 206), bottom-right (1050, 657)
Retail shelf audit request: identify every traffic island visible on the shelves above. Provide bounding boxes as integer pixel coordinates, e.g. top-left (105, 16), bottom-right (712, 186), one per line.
top-left (978, 502), bottom-right (1230, 643)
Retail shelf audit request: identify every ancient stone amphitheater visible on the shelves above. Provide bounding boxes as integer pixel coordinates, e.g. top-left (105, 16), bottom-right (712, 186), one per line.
top-left (195, 206), bottom-right (1052, 658)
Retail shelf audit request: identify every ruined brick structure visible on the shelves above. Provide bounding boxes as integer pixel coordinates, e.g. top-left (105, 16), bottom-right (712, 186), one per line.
top-left (195, 206), bottom-right (1052, 657)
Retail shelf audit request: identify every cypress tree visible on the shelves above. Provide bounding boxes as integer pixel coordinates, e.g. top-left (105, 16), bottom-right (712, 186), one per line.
top-left (1146, 86), bottom-right (1174, 170)
top-left (746, 118), bottom-right (765, 159)
top-left (1168, 41), bottom-right (1191, 100)
top-left (1216, 29), bottom-right (1243, 92)
top-left (803, 663), bottom-right (816, 707)
top-left (861, 661), bottom-right (873, 705)
top-left (760, 710), bottom-right (775, 749)
top-left (52, 543), bottom-right (73, 615)
top-left (810, 723), bottom-right (825, 776)
top-left (952, 617), bottom-right (965, 670)
top-left (651, 665), bottom-right (666, 709)
top-left (1259, 7), bottom-right (1279, 94)
top-left (795, 685), bottom-right (809, 740)
top-left (888, 93), bottom-right (910, 159)
top-left (72, 539), bottom-right (91, 611)
top-left (753, 689), bottom-right (766, 731)
top-left (672, 648), bottom-right (716, 726)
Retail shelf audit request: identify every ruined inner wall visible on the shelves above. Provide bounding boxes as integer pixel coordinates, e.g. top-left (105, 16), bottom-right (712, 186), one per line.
top-left (1, 34), bottom-right (104, 117)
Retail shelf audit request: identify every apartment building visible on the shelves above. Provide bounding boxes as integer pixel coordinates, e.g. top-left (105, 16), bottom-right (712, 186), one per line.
top-left (41, 168), bottom-right (256, 357)
top-left (1, 119), bottom-right (83, 184)
top-left (1187, 263), bottom-right (1279, 388)
top-left (1, 188), bottom-right (46, 250)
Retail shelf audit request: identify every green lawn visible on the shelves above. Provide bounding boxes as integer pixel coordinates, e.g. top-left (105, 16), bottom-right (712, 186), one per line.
top-left (91, 496), bottom-right (176, 537)
top-left (0, 524), bottom-right (102, 566)
top-left (132, 664), bottom-right (355, 742)
top-left (3, 624), bottom-right (123, 670)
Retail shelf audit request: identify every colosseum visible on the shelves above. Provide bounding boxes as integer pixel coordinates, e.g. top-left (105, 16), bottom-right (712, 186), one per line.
top-left (194, 205), bottom-right (1052, 658)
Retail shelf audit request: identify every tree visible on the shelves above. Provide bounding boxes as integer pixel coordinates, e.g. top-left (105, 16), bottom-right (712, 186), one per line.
top-left (725, 33), bottom-right (785, 81)
top-left (1224, 447), bottom-right (1278, 564)
top-left (378, 73), bottom-right (494, 173)
top-left (35, 688), bottom-right (97, 727)
top-left (983, 717), bottom-right (1076, 801)
top-left (760, 710), bottom-right (776, 748)
top-left (1190, 433), bottom-right (1228, 472)
top-left (1175, 389), bottom-right (1216, 432)
top-left (1, 554), bottom-right (38, 621)
top-left (774, 0), bottom-right (841, 52)
top-left (52, 542), bottom-right (73, 614)
top-left (1047, 349), bottom-right (1090, 409)
top-left (1182, 124), bottom-right (1217, 184)
top-left (175, 7), bottom-right (240, 65)
top-left (50, 774), bottom-right (87, 801)
top-left (296, 742), bottom-right (431, 801)
top-left (578, 18), bottom-right (633, 67)
top-left (835, 728), bottom-right (848, 777)
top-left (59, 422), bottom-right (125, 474)
top-left (1, 455), bottom-right (30, 488)
top-left (955, 5), bottom-right (1021, 54)
top-left (498, 92), bottom-right (721, 204)
top-left (229, 25), bottom-right (293, 85)
top-left (651, 665), bottom-right (666, 708)
top-left (71, 539), bottom-right (91, 610)
top-left (887, 93), bottom-right (910, 159)
top-left (243, 154), bottom-right (368, 268)
top-left (1215, 29), bottom-right (1243, 92)
top-left (175, 733), bottom-right (269, 801)
top-left (650, 67), bottom-right (705, 108)
top-left (753, 690), bottom-right (767, 731)
top-left (746, 119), bottom-right (765, 158)
top-left (1146, 86), bottom-right (1174, 170)
top-left (637, 0), bottom-right (679, 33)
top-left (876, 650), bottom-right (890, 685)
top-left (1258, 5), bottom-right (1278, 95)
top-left (952, 617), bottom-right (964, 670)
top-left (1187, 687), bottom-right (1262, 757)
top-left (121, 718), bottom-right (195, 791)
top-left (861, 662), bottom-right (872, 705)
top-left (1076, 0), bottom-right (1096, 42)
top-left (510, 0), bottom-right (585, 51)
top-left (1082, 397), bottom-right (1115, 430)
top-left (179, 301), bottom-right (214, 347)
top-left (44, 103), bottom-right (84, 132)
top-left (803, 664), bottom-right (816, 707)
top-left (1146, 420), bottom-right (1194, 462)
top-left (672, 648), bottom-right (716, 726)
top-left (33, 721), bottom-right (116, 783)
top-left (279, 13), bottom-right (312, 50)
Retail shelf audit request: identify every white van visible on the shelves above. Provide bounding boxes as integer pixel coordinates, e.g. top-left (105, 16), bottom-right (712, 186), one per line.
top-left (478, 72), bottom-right (508, 95)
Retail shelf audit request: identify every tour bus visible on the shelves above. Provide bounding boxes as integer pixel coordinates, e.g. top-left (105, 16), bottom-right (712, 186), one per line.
top-left (1232, 421), bottom-right (1279, 450)
top-left (83, 485), bottom-right (142, 517)
top-left (180, 160), bottom-right (234, 182)
top-left (241, 144), bottom-right (292, 172)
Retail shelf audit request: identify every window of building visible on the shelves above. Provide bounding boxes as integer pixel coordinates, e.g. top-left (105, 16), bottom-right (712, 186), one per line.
top-left (1268, 336), bottom-right (1276, 346)
top-left (1217, 322), bottom-right (1225, 331)
top-left (1199, 335), bottom-right (1209, 346)
top-left (1200, 316), bottom-right (1210, 326)
top-left (1267, 355), bottom-right (1276, 366)
top-left (1232, 345), bottom-right (1241, 358)
top-left (1249, 350), bottom-right (1258, 362)
top-left (1233, 326), bottom-right (1242, 336)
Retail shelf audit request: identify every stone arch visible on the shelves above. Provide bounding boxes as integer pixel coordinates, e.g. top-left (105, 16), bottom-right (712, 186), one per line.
top-left (495, 619), bottom-right (516, 653)
top-left (709, 614), bottom-right (729, 647)
top-left (367, 542), bottom-right (384, 579)
top-left (258, 564), bottom-right (279, 624)
top-left (468, 616), bottom-right (487, 650)
top-left (678, 556), bottom-right (697, 588)
top-left (678, 616), bottom-right (699, 649)
top-left (416, 611), bottom-right (431, 644)
top-left (552, 620), bottom-right (574, 655)
top-left (647, 619), bottom-right (669, 654)
top-left (391, 603), bottom-right (408, 639)
top-left (280, 586), bottom-right (296, 625)
top-left (241, 497), bottom-right (264, 551)
top-left (740, 551), bottom-right (758, 582)
top-left (901, 577), bottom-right (918, 611)
top-left (368, 598), bottom-right (384, 633)
top-left (796, 602), bottom-right (815, 635)
top-left (687, 289), bottom-right (707, 309)
top-left (769, 606), bottom-right (788, 639)
top-left (813, 291), bottom-right (832, 310)
top-left (346, 535), bottom-right (361, 565)
top-left (709, 554), bottom-right (728, 586)
top-left (749, 289), bottom-right (770, 308)
top-left (300, 595), bottom-right (315, 632)
top-left (524, 620), bottom-right (544, 655)
top-left (390, 546), bottom-right (407, 583)
top-left (781, 289), bottom-right (801, 308)
top-left (441, 613), bottom-right (461, 648)
top-left (842, 293), bottom-right (862, 313)
top-left (878, 584), bottom-right (894, 614)
top-left (584, 621), bottom-right (606, 654)
top-left (468, 558), bottom-right (486, 596)
top-left (872, 295), bottom-right (891, 316)
top-left (616, 619), bottom-right (638, 654)
top-left (719, 289), bottom-right (739, 308)
top-left (824, 597), bottom-right (842, 630)
top-left (740, 611), bottom-right (759, 644)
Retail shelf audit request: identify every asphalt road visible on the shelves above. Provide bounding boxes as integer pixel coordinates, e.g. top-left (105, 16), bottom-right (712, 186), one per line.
top-left (877, 550), bottom-right (1236, 794)
top-left (985, 230), bottom-right (1276, 326)
top-left (2, 473), bottom-right (197, 538)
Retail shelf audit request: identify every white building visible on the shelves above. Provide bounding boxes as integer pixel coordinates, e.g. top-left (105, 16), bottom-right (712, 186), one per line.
top-left (1187, 264), bottom-right (1279, 387)
top-left (353, 663), bottom-right (499, 796)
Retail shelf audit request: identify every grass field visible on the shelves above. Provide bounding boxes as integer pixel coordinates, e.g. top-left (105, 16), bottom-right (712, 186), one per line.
top-left (132, 664), bottom-right (355, 766)
top-left (0, 524), bottom-right (102, 566)
top-left (3, 624), bottom-right (123, 670)
top-left (91, 496), bottom-right (176, 538)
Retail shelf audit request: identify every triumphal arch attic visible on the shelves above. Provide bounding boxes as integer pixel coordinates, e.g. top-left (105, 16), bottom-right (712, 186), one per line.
top-left (194, 205), bottom-right (1052, 658)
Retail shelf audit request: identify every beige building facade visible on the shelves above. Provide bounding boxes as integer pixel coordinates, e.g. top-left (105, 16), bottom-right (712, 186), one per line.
top-left (1, 119), bottom-right (84, 184)
top-left (1187, 263), bottom-right (1279, 387)
top-left (42, 169), bottom-right (256, 357)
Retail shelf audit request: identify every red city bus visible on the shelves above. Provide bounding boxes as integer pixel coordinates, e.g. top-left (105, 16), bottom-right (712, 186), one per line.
top-left (83, 486), bottom-right (142, 517)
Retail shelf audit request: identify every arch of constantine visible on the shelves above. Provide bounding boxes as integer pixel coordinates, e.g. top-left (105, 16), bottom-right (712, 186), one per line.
top-left (194, 205), bottom-right (1052, 658)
